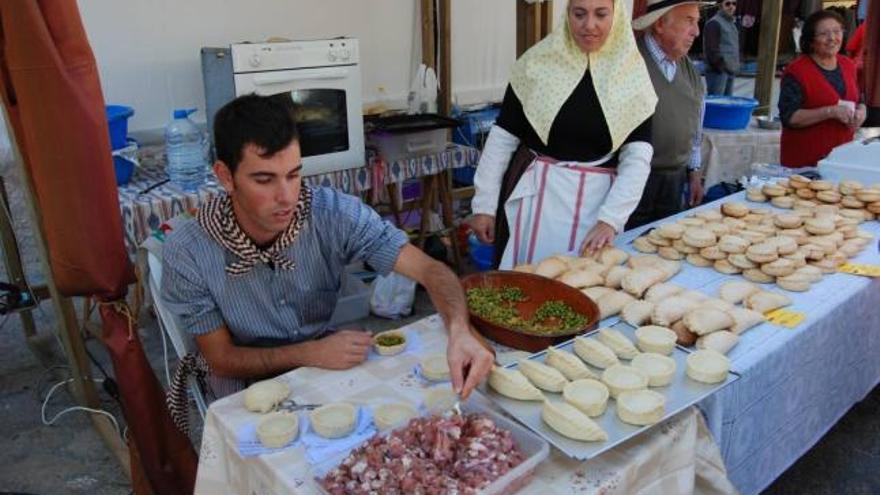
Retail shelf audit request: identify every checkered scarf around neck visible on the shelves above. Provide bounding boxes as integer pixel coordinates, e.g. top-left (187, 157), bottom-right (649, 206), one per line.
top-left (197, 186), bottom-right (313, 276)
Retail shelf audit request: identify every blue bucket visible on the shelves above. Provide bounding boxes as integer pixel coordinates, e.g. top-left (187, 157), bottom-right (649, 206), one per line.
top-left (113, 155), bottom-right (135, 186)
top-left (468, 233), bottom-right (495, 271)
top-left (703, 96), bottom-right (758, 130)
top-left (106, 105), bottom-right (134, 150)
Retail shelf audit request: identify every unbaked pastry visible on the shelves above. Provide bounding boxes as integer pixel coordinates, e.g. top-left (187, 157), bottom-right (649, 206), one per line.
top-left (597, 327), bottom-right (639, 360)
top-left (718, 280), bottom-right (760, 304)
top-left (562, 379), bottom-right (609, 417)
top-left (744, 290), bottom-right (792, 314)
top-left (680, 290), bottom-right (710, 303)
top-left (257, 412), bottom-right (300, 448)
top-left (697, 297), bottom-right (736, 312)
top-left (644, 283), bottom-right (685, 303)
top-left (696, 331), bottom-right (739, 355)
top-left (582, 286), bottom-right (615, 301)
top-left (573, 336), bottom-right (620, 369)
top-left (420, 354), bottom-right (451, 381)
top-left (651, 296), bottom-right (700, 327)
top-left (687, 253), bottom-right (714, 267)
top-left (541, 400), bottom-right (608, 442)
top-left (518, 358), bottom-right (569, 392)
top-left (621, 300), bottom-right (655, 327)
top-left (310, 402), bottom-right (357, 439)
top-left (244, 379), bottom-right (291, 413)
top-left (683, 308), bottom-right (734, 336)
top-left (653, 259), bottom-right (683, 281)
top-left (603, 265), bottom-right (631, 289)
top-left (545, 346), bottom-right (597, 381)
top-left (627, 254), bottom-right (663, 270)
top-left (682, 227), bottom-right (717, 248)
top-left (597, 247), bottom-right (630, 266)
top-left (558, 268), bottom-right (605, 289)
top-left (686, 349), bottom-right (731, 384)
top-left (488, 366), bottom-right (545, 401)
top-left (621, 267), bottom-right (667, 297)
top-left (601, 364), bottom-right (649, 398)
top-left (596, 290), bottom-right (636, 320)
top-left (616, 389), bottom-right (666, 426)
top-left (373, 402), bottom-right (419, 430)
top-left (743, 268), bottom-right (775, 284)
top-left (630, 353), bottom-right (676, 387)
top-left (634, 325), bottom-right (678, 355)
top-left (726, 307), bottom-right (766, 334)
top-left (534, 257), bottom-right (568, 279)
top-left (633, 236), bottom-right (658, 253)
top-left (424, 386), bottom-right (458, 410)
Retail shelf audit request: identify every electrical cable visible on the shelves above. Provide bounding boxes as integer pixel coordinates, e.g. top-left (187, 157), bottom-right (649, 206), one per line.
top-left (41, 378), bottom-right (122, 439)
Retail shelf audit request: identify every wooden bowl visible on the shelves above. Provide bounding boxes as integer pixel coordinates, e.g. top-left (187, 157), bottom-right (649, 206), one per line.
top-left (460, 271), bottom-right (599, 352)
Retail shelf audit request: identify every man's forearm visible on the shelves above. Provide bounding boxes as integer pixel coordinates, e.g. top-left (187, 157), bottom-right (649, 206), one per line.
top-left (204, 339), bottom-right (315, 379)
top-left (421, 260), bottom-right (471, 335)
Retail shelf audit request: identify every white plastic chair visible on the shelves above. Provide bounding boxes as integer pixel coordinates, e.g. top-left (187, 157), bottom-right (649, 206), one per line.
top-left (146, 250), bottom-right (208, 420)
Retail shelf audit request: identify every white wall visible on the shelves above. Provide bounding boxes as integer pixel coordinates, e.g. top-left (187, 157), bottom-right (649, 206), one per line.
top-left (77, 0), bottom-right (633, 139)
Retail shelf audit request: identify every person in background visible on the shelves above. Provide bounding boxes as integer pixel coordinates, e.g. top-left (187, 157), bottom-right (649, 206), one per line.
top-left (846, 22), bottom-right (866, 92)
top-left (161, 94), bottom-right (493, 400)
top-left (779, 10), bottom-right (866, 168)
top-left (703, 0), bottom-right (740, 96)
top-left (469, 0), bottom-right (656, 268)
top-left (628, 0), bottom-right (710, 229)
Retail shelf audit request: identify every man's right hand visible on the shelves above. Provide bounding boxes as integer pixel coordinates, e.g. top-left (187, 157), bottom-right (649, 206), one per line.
top-left (306, 330), bottom-right (373, 369)
top-left (469, 214), bottom-right (495, 244)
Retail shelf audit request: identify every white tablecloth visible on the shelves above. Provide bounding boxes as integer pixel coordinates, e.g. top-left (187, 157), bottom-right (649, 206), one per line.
top-left (701, 122), bottom-right (781, 189)
top-left (617, 191), bottom-right (880, 495)
top-left (194, 313), bottom-right (735, 495)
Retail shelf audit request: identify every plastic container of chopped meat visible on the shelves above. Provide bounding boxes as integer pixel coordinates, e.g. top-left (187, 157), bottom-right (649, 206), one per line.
top-left (312, 392), bottom-right (550, 494)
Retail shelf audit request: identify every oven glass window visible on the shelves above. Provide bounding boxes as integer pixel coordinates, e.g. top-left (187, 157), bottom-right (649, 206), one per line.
top-left (269, 90), bottom-right (349, 157)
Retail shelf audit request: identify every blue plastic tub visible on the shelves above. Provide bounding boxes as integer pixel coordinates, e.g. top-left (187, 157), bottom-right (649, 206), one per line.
top-left (703, 96), bottom-right (758, 130)
top-left (452, 165), bottom-right (477, 186)
top-left (106, 105), bottom-right (134, 150)
top-left (468, 233), bottom-right (495, 271)
top-left (113, 155), bottom-right (135, 186)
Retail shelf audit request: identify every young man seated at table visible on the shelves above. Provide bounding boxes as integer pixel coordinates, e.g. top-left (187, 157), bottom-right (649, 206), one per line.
top-left (161, 94), bottom-right (493, 400)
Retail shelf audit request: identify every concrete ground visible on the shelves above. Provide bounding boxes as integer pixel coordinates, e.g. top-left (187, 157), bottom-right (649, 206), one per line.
top-left (1, 287), bottom-right (878, 495)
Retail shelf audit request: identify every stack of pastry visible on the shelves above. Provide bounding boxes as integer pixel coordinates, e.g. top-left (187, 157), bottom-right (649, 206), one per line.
top-left (746, 176), bottom-right (880, 223)
top-left (632, 198), bottom-right (874, 293)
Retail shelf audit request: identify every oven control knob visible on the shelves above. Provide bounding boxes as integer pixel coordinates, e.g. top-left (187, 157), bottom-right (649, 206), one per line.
top-left (248, 54), bottom-right (261, 68)
top-left (340, 48), bottom-right (351, 60)
top-left (327, 50), bottom-right (338, 62)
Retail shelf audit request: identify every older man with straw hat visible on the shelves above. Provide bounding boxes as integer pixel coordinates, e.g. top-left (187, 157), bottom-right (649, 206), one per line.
top-left (627, 0), bottom-right (712, 229)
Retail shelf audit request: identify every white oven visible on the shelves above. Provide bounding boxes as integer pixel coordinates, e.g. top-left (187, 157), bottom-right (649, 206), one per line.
top-left (202, 38), bottom-right (365, 176)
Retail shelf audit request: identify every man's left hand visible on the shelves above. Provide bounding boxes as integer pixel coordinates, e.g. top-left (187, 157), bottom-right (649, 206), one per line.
top-left (688, 171), bottom-right (704, 207)
top-left (446, 326), bottom-right (495, 400)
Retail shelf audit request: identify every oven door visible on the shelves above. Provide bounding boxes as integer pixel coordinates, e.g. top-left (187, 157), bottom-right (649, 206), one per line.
top-left (234, 65), bottom-right (365, 176)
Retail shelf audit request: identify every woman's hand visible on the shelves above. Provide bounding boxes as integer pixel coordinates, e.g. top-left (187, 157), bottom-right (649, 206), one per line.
top-left (579, 221), bottom-right (616, 256)
top-left (849, 104), bottom-right (867, 129)
top-left (827, 104), bottom-right (854, 124)
top-left (469, 214), bottom-right (495, 244)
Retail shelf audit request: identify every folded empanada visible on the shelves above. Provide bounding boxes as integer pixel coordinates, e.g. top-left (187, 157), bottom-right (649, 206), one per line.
top-left (573, 336), bottom-right (620, 369)
top-left (683, 308), bottom-right (734, 336)
top-left (651, 296), bottom-right (700, 327)
top-left (597, 327), bottom-right (639, 360)
top-left (545, 346), bottom-right (597, 381)
top-left (596, 290), bottom-right (636, 320)
top-left (696, 330), bottom-right (739, 355)
top-left (621, 267), bottom-right (667, 298)
top-left (534, 257), bottom-right (568, 279)
top-left (518, 358), bottom-right (569, 392)
top-left (726, 307), bottom-right (766, 334)
top-left (582, 286), bottom-right (615, 301)
top-left (541, 400), bottom-right (608, 442)
top-left (744, 290), bottom-right (792, 314)
top-left (244, 379), bottom-right (291, 413)
top-left (603, 265), bottom-right (631, 289)
top-left (558, 268), bottom-right (605, 289)
top-left (621, 300), bottom-right (655, 327)
top-left (718, 280), bottom-right (761, 304)
top-left (512, 263), bottom-right (535, 273)
top-left (488, 366), bottom-right (545, 401)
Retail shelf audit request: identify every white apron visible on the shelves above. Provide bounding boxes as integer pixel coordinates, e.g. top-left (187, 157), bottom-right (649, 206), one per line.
top-left (499, 154), bottom-right (616, 269)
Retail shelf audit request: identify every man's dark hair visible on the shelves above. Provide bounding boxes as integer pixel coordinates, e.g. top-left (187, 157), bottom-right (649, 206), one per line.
top-left (799, 9), bottom-right (845, 56)
top-left (212, 93), bottom-right (299, 174)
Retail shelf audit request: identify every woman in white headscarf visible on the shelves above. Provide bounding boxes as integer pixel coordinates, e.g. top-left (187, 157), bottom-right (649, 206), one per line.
top-left (470, 0), bottom-right (657, 269)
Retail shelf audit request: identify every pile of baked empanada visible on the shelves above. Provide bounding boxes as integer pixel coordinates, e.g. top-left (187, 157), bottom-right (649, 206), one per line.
top-left (632, 185), bottom-right (875, 294)
top-left (746, 176), bottom-right (880, 218)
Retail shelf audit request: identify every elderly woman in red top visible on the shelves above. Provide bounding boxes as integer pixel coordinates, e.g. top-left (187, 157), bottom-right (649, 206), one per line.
top-left (778, 10), bottom-right (867, 168)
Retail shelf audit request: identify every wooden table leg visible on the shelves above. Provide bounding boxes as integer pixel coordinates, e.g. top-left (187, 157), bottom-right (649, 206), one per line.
top-left (417, 175), bottom-right (437, 249)
top-left (385, 182), bottom-right (404, 228)
top-left (437, 170), bottom-right (463, 272)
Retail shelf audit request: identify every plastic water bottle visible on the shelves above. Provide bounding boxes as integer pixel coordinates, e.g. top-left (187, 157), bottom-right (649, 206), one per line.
top-left (165, 108), bottom-right (207, 191)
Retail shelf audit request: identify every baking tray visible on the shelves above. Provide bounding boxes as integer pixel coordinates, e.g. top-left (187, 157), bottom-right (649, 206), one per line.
top-left (481, 321), bottom-right (740, 460)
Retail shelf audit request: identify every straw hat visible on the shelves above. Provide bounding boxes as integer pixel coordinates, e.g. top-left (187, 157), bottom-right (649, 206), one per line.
top-left (632, 0), bottom-right (715, 31)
